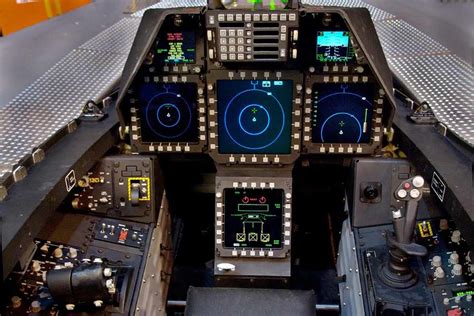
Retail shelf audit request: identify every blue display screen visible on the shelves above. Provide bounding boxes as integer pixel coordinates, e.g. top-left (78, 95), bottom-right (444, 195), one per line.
top-left (316, 31), bottom-right (353, 62)
top-left (217, 80), bottom-right (293, 154)
top-left (139, 83), bottom-right (199, 143)
top-left (312, 83), bottom-right (374, 144)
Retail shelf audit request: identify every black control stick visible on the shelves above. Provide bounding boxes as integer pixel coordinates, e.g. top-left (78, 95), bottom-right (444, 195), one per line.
top-left (380, 176), bottom-right (427, 289)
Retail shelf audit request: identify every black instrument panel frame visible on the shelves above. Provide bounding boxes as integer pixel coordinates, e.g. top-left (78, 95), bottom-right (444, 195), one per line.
top-left (206, 70), bottom-right (303, 165)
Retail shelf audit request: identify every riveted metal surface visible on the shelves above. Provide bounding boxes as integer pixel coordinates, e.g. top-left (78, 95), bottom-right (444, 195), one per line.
top-left (301, 0), bottom-right (395, 21)
top-left (1, 0), bottom-right (472, 182)
top-left (79, 17), bottom-right (141, 55)
top-left (0, 49), bottom-right (127, 178)
top-left (131, 0), bottom-right (206, 17)
top-left (375, 19), bottom-right (450, 58)
top-left (389, 55), bottom-right (474, 145)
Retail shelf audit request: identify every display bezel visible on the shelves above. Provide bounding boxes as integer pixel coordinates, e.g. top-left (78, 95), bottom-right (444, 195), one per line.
top-left (302, 75), bottom-right (384, 154)
top-left (215, 176), bottom-right (292, 259)
top-left (128, 74), bottom-right (207, 153)
top-left (207, 70), bottom-right (303, 165)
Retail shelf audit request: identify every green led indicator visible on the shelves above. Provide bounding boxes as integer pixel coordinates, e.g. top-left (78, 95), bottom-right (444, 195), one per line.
top-left (455, 290), bottom-right (474, 297)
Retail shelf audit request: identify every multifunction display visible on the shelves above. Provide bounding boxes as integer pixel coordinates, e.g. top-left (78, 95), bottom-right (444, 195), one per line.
top-left (223, 188), bottom-right (284, 249)
top-left (156, 31), bottom-right (196, 64)
top-left (312, 83), bottom-right (374, 144)
top-left (139, 83), bottom-right (199, 142)
top-left (217, 80), bottom-right (293, 154)
top-left (316, 31), bottom-right (354, 62)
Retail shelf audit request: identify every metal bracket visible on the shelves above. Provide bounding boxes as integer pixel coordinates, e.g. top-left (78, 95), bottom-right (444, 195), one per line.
top-left (81, 100), bottom-right (108, 121)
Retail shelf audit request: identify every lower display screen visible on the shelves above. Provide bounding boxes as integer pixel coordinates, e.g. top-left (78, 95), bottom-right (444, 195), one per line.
top-left (139, 83), bottom-right (199, 143)
top-left (312, 83), bottom-right (374, 144)
top-left (217, 80), bottom-right (293, 154)
top-left (224, 188), bottom-right (283, 249)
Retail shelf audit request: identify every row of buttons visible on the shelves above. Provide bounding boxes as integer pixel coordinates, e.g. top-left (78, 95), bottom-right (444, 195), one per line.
top-left (219, 37), bottom-right (249, 45)
top-left (209, 12), bottom-right (297, 24)
top-left (221, 53), bottom-right (251, 61)
top-left (219, 29), bottom-right (246, 37)
top-left (221, 46), bottom-right (251, 53)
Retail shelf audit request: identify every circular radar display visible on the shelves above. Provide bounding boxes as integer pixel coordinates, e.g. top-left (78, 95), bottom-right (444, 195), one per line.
top-left (138, 83), bottom-right (199, 143)
top-left (311, 83), bottom-right (374, 144)
top-left (217, 80), bottom-right (293, 154)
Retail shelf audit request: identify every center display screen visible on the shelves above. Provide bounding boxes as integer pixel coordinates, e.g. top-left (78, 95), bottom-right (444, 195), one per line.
top-left (223, 188), bottom-right (284, 249)
top-left (156, 31), bottom-right (196, 64)
top-left (312, 83), bottom-right (374, 144)
top-left (139, 82), bottom-right (199, 143)
top-left (217, 80), bottom-right (293, 154)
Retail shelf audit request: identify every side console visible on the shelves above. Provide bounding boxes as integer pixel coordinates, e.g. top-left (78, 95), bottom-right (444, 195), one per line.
top-left (339, 158), bottom-right (473, 316)
top-left (1, 156), bottom-right (173, 315)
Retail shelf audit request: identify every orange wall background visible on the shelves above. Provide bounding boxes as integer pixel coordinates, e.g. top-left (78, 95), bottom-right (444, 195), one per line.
top-left (0, 0), bottom-right (91, 36)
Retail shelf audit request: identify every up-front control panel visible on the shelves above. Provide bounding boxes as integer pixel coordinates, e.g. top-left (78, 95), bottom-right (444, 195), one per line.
top-left (206, 11), bottom-right (299, 62)
top-left (116, 5), bottom-right (396, 164)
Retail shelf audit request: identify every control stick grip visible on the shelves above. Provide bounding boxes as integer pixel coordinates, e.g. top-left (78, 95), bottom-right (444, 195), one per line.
top-left (387, 235), bottom-right (427, 257)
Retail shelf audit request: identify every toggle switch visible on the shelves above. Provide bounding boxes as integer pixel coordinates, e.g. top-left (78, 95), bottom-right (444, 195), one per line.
top-left (130, 181), bottom-right (141, 206)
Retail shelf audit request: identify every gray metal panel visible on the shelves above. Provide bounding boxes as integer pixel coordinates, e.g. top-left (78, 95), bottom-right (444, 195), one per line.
top-left (301, 0), bottom-right (395, 21)
top-left (0, 50), bottom-right (127, 178)
top-left (388, 55), bottom-right (474, 145)
top-left (337, 218), bottom-right (365, 316)
top-left (131, 0), bottom-right (206, 17)
top-left (375, 19), bottom-right (450, 58)
top-left (79, 17), bottom-right (141, 55)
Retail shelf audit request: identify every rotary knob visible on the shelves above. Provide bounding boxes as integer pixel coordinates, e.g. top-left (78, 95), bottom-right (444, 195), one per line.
top-left (452, 264), bottom-right (462, 276)
top-left (451, 230), bottom-right (461, 243)
top-left (31, 261), bottom-right (41, 272)
top-left (31, 301), bottom-right (41, 313)
top-left (53, 247), bottom-right (63, 259)
top-left (68, 248), bottom-right (78, 259)
top-left (432, 256), bottom-right (442, 267)
top-left (449, 252), bottom-right (459, 264)
top-left (434, 267), bottom-right (445, 278)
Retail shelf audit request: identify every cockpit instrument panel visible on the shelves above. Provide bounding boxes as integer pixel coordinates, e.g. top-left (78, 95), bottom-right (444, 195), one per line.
top-left (116, 6), bottom-right (395, 162)
top-left (124, 13), bottom-right (207, 154)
